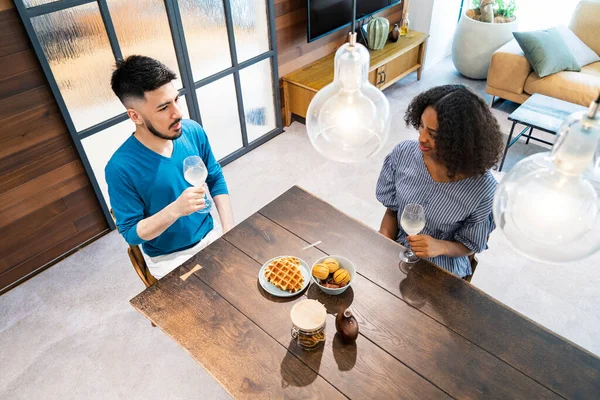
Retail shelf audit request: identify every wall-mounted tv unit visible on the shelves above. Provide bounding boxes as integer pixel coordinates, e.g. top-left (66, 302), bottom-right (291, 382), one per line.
top-left (308, 0), bottom-right (402, 43)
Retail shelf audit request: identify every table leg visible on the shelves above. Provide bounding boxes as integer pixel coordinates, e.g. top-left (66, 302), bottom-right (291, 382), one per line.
top-left (525, 127), bottom-right (533, 145)
top-left (417, 41), bottom-right (427, 81)
top-left (499, 121), bottom-right (517, 171)
top-left (282, 81), bottom-right (292, 127)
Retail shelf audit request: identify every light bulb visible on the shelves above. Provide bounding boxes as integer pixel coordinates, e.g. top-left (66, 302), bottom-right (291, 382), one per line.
top-left (493, 108), bottom-right (600, 263)
top-left (318, 90), bottom-right (377, 149)
top-left (306, 35), bottom-right (391, 163)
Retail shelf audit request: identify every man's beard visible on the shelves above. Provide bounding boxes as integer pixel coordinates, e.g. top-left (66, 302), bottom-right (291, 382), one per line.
top-left (146, 118), bottom-right (182, 140)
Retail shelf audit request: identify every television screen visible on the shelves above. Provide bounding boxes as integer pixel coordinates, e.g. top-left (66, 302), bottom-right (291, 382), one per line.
top-left (308, 0), bottom-right (402, 42)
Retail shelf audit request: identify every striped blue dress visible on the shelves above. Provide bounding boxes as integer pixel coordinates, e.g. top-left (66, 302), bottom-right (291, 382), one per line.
top-left (376, 141), bottom-right (497, 277)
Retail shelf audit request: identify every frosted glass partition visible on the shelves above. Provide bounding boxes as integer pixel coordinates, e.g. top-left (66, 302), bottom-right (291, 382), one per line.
top-left (82, 119), bottom-right (136, 208)
top-left (239, 59), bottom-right (276, 142)
top-left (107, 0), bottom-right (183, 89)
top-left (232, 0), bottom-right (270, 63)
top-left (179, 0), bottom-right (232, 82)
top-left (17, 0), bottom-right (281, 228)
top-left (196, 76), bottom-right (243, 160)
top-left (31, 3), bottom-right (124, 131)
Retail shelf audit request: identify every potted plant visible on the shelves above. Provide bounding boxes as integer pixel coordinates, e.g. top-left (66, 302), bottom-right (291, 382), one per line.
top-left (452, 0), bottom-right (519, 79)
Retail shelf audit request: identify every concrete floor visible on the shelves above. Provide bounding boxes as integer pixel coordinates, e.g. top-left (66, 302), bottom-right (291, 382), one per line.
top-left (1, 57), bottom-right (599, 399)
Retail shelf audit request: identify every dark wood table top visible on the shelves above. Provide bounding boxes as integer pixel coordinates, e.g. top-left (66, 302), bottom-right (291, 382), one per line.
top-left (131, 186), bottom-right (600, 400)
top-left (508, 93), bottom-right (587, 133)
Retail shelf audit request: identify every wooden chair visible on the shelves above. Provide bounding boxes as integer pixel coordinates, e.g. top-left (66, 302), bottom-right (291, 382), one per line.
top-left (464, 254), bottom-right (478, 283)
top-left (127, 245), bottom-right (157, 327)
top-left (464, 235), bottom-right (489, 282)
top-left (127, 245), bottom-right (157, 287)
top-left (110, 209), bottom-right (157, 326)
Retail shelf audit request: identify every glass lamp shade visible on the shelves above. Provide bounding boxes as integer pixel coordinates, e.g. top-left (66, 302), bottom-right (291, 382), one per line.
top-left (493, 111), bottom-right (600, 263)
top-left (306, 39), bottom-right (391, 163)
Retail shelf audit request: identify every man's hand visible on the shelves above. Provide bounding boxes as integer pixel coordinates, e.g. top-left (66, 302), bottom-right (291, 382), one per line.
top-left (174, 186), bottom-right (206, 217)
top-left (406, 234), bottom-right (447, 258)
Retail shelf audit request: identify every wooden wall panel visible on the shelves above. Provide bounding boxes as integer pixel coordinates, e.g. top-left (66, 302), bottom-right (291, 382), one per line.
top-left (0, 49), bottom-right (37, 79)
top-left (275, 0), bottom-right (406, 77)
top-left (0, 221), bottom-right (107, 294)
top-left (0, 5), bottom-right (108, 293)
top-left (0, 147), bottom-right (78, 193)
top-left (0, 104), bottom-right (69, 160)
top-left (0, 68), bottom-right (46, 100)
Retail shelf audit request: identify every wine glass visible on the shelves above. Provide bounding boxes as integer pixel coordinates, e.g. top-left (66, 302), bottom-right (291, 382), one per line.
top-left (183, 156), bottom-right (212, 214)
top-left (400, 203), bottom-right (425, 263)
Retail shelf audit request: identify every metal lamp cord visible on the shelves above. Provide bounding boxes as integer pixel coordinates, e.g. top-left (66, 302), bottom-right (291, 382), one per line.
top-left (348, 0), bottom-right (358, 47)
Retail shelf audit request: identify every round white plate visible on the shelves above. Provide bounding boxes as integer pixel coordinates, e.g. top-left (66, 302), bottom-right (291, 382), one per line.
top-left (258, 256), bottom-right (311, 297)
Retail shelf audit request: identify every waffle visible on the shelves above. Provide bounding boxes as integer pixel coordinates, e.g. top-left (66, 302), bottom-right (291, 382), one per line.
top-left (264, 257), bottom-right (304, 293)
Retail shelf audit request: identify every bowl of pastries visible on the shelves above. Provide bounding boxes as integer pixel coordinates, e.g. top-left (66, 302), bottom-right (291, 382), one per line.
top-left (311, 256), bottom-right (355, 295)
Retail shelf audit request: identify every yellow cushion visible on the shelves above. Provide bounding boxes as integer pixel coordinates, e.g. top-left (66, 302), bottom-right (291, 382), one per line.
top-left (487, 40), bottom-right (532, 95)
top-left (569, 1), bottom-right (600, 55)
top-left (581, 62), bottom-right (600, 77)
top-left (485, 85), bottom-right (530, 104)
top-left (524, 62), bottom-right (600, 106)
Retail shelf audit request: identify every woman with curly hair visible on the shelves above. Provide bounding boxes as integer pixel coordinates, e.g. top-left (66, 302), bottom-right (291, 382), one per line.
top-left (376, 84), bottom-right (504, 278)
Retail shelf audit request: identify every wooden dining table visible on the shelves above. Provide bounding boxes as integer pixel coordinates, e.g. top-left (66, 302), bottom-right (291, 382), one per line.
top-left (131, 186), bottom-right (600, 399)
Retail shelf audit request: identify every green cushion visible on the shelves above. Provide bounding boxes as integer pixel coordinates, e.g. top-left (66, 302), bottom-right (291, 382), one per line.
top-left (513, 27), bottom-right (581, 78)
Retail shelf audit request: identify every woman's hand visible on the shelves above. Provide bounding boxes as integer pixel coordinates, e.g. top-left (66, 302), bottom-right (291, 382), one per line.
top-left (406, 235), bottom-right (447, 258)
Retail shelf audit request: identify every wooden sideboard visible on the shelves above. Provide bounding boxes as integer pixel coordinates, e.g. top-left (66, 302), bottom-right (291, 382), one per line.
top-left (281, 31), bottom-right (429, 126)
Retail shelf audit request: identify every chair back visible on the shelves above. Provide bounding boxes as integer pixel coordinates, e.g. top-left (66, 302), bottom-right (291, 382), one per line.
top-left (464, 254), bottom-right (478, 283)
top-left (128, 245), bottom-right (157, 287)
top-left (110, 208), bottom-right (157, 287)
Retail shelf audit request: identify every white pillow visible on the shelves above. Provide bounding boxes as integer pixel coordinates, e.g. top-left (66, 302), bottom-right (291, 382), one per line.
top-left (556, 24), bottom-right (600, 67)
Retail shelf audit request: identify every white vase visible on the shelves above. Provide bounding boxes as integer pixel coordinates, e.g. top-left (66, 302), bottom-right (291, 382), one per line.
top-left (452, 12), bottom-right (519, 79)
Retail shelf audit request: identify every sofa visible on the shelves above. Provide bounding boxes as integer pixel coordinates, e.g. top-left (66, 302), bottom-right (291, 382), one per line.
top-left (486, 0), bottom-right (600, 107)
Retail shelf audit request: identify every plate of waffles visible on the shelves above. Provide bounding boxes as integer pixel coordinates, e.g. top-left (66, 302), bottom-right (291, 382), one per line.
top-left (259, 255), bottom-right (311, 297)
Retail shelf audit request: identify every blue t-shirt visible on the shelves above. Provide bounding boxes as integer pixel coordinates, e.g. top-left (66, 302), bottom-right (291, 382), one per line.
top-left (106, 119), bottom-right (228, 257)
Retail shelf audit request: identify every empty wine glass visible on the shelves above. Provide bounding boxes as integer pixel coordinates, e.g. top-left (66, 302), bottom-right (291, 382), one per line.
top-left (183, 156), bottom-right (212, 214)
top-left (400, 203), bottom-right (425, 263)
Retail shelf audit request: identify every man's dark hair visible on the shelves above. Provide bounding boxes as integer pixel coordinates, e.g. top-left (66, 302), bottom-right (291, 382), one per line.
top-left (404, 84), bottom-right (504, 178)
top-left (111, 55), bottom-right (177, 104)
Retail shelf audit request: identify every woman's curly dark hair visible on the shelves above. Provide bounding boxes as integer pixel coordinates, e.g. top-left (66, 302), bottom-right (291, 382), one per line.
top-left (404, 85), bottom-right (504, 178)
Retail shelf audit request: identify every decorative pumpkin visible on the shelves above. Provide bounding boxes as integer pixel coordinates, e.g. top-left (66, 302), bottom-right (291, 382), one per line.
top-left (367, 17), bottom-right (390, 50)
top-left (323, 258), bottom-right (339, 274)
top-left (333, 268), bottom-right (351, 285)
top-left (312, 264), bottom-right (329, 280)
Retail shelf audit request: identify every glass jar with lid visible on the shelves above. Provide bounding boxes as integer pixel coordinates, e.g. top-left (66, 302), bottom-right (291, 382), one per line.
top-left (290, 299), bottom-right (327, 350)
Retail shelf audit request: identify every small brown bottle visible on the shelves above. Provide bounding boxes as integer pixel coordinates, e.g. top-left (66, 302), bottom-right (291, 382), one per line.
top-left (335, 309), bottom-right (359, 343)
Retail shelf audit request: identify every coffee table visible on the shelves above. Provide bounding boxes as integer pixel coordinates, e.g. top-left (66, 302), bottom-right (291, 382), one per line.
top-left (499, 93), bottom-right (586, 171)
top-left (131, 186), bottom-right (599, 399)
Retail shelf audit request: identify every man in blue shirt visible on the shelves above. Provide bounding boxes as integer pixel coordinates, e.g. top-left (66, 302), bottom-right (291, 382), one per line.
top-left (106, 55), bottom-right (233, 279)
